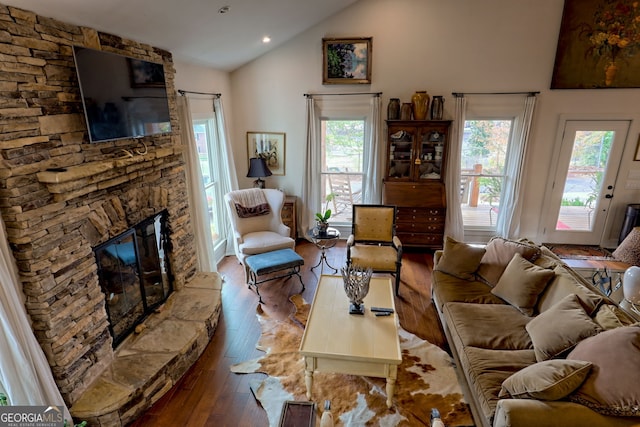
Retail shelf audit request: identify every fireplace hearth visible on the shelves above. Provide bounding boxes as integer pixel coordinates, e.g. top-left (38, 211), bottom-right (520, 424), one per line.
top-left (94, 210), bottom-right (173, 346)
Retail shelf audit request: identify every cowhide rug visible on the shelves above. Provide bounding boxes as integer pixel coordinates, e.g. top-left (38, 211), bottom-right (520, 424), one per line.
top-left (231, 295), bottom-right (473, 427)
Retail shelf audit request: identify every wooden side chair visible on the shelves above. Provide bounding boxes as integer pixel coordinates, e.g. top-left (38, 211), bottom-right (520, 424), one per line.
top-left (346, 204), bottom-right (403, 295)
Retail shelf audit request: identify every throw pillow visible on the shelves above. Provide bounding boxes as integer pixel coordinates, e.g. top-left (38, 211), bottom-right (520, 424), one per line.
top-left (491, 253), bottom-right (555, 316)
top-left (526, 294), bottom-right (602, 362)
top-left (476, 237), bottom-right (541, 286)
top-left (567, 324), bottom-right (640, 417)
top-left (434, 236), bottom-right (486, 280)
top-left (499, 359), bottom-right (592, 400)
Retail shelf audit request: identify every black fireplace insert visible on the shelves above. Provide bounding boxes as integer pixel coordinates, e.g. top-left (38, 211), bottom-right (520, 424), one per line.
top-left (94, 210), bottom-right (173, 346)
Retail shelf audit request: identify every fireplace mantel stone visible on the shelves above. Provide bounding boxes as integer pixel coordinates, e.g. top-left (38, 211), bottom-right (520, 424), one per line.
top-left (70, 272), bottom-right (222, 426)
top-left (36, 146), bottom-right (184, 202)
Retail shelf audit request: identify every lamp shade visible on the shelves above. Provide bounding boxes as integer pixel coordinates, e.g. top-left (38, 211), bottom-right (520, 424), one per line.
top-left (623, 266), bottom-right (640, 305)
top-left (612, 226), bottom-right (640, 266)
top-left (247, 157), bottom-right (272, 189)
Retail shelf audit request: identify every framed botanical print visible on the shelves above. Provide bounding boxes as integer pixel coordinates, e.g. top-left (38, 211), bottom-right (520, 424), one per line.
top-left (247, 131), bottom-right (285, 175)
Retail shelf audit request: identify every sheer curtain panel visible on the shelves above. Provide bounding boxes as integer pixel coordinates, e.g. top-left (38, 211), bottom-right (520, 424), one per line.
top-left (178, 95), bottom-right (216, 271)
top-left (0, 218), bottom-right (72, 422)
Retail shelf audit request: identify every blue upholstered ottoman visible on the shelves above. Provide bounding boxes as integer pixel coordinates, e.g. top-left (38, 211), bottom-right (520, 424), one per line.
top-left (245, 248), bottom-right (305, 303)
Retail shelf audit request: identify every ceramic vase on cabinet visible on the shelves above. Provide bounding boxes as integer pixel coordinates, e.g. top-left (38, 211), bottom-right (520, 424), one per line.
top-left (430, 96), bottom-right (444, 120)
top-left (411, 91), bottom-right (430, 120)
top-left (400, 103), bottom-right (413, 120)
top-left (387, 98), bottom-right (400, 120)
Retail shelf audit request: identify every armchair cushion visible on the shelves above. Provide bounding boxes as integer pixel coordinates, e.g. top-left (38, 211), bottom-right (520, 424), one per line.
top-left (349, 245), bottom-right (399, 271)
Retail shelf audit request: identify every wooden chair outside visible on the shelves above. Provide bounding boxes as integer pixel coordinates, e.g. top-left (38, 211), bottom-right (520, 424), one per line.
top-left (328, 172), bottom-right (362, 215)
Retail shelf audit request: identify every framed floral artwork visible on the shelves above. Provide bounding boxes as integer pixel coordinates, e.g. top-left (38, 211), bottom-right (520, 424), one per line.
top-left (551, 0), bottom-right (640, 88)
top-left (322, 37), bottom-right (372, 84)
top-left (247, 131), bottom-right (285, 175)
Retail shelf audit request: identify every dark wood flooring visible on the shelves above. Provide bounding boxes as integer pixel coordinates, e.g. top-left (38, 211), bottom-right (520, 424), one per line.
top-left (129, 239), bottom-right (443, 426)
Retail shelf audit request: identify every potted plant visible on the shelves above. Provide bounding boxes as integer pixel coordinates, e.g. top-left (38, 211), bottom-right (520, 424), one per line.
top-left (315, 193), bottom-right (335, 235)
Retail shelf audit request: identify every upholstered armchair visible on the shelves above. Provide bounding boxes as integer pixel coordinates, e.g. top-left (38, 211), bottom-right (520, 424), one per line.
top-left (224, 188), bottom-right (295, 281)
top-left (346, 204), bottom-right (403, 295)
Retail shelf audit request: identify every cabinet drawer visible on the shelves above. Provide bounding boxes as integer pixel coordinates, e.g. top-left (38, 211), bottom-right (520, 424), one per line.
top-left (396, 207), bottom-right (445, 223)
top-left (397, 232), bottom-right (444, 247)
top-left (383, 181), bottom-right (445, 207)
top-left (396, 222), bottom-right (444, 233)
top-left (281, 204), bottom-right (293, 220)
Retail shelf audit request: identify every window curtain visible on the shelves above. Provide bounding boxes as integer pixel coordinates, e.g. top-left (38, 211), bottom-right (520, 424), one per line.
top-left (0, 218), bottom-right (72, 422)
top-left (302, 93), bottom-right (382, 234)
top-left (301, 96), bottom-right (321, 236)
top-left (362, 95), bottom-right (382, 204)
top-left (444, 96), bottom-right (466, 241)
top-left (213, 96), bottom-right (239, 256)
top-left (178, 95), bottom-right (216, 272)
top-left (496, 94), bottom-right (537, 238)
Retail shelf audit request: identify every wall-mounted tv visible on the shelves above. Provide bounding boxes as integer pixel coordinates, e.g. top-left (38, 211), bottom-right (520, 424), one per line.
top-left (72, 46), bottom-right (172, 143)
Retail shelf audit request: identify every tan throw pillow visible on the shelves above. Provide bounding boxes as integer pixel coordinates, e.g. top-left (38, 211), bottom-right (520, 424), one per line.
top-left (434, 236), bottom-right (486, 280)
top-left (499, 359), bottom-right (592, 400)
top-left (476, 237), bottom-right (541, 286)
top-left (491, 253), bottom-right (555, 316)
top-left (567, 324), bottom-right (640, 417)
top-left (526, 294), bottom-right (602, 362)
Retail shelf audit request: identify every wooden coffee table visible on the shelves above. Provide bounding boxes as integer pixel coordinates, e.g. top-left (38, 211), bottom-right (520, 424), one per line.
top-left (299, 274), bottom-right (402, 408)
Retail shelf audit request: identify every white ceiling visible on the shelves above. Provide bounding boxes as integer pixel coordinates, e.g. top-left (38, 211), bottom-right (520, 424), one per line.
top-left (3, 0), bottom-right (358, 71)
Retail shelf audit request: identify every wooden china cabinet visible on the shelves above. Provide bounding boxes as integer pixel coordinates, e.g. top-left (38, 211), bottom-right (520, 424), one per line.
top-left (382, 120), bottom-right (452, 249)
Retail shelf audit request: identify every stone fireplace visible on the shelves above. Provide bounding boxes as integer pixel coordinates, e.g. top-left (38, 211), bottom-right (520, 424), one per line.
top-left (94, 210), bottom-right (173, 347)
top-left (0, 4), bottom-right (220, 425)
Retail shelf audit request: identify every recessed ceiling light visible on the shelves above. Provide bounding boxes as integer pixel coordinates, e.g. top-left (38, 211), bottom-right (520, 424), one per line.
top-left (218, 5), bottom-right (230, 14)
top-left (262, 36), bottom-right (271, 44)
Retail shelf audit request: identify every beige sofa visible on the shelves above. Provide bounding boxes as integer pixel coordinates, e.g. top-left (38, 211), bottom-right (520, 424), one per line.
top-left (432, 237), bottom-right (640, 427)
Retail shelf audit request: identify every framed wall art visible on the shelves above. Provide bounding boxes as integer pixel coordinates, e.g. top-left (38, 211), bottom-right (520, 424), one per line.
top-left (551, 0), bottom-right (640, 89)
top-left (247, 131), bottom-right (285, 175)
top-left (322, 37), bottom-right (372, 85)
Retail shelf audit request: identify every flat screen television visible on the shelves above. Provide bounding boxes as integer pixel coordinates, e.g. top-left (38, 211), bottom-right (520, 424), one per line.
top-left (72, 46), bottom-right (172, 143)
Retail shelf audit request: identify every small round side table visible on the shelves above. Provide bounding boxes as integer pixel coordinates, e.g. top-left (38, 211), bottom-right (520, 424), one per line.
top-left (307, 227), bottom-right (341, 273)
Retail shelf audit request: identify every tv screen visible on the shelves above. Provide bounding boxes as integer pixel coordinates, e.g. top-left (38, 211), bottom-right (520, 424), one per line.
top-left (72, 46), bottom-right (172, 143)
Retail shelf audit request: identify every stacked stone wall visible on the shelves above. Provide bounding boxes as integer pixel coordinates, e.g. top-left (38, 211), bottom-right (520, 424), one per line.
top-left (0, 3), bottom-right (197, 405)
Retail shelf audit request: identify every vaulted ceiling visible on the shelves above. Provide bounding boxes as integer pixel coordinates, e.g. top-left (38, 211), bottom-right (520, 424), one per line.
top-left (3, 0), bottom-right (358, 71)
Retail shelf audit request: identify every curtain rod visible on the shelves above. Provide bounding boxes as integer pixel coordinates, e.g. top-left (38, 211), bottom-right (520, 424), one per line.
top-left (178, 89), bottom-right (221, 98)
top-left (452, 91), bottom-right (539, 97)
top-left (304, 92), bottom-right (382, 98)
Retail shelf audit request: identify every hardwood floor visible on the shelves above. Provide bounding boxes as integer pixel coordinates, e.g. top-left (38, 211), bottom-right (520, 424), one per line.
top-left (129, 240), bottom-right (444, 426)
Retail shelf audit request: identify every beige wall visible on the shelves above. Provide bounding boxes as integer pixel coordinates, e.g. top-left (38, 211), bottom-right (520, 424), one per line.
top-left (178, 0), bottom-right (640, 246)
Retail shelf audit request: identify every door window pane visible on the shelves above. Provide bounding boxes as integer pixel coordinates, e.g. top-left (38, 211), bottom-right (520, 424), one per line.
top-left (460, 120), bottom-right (510, 228)
top-left (556, 131), bottom-right (612, 231)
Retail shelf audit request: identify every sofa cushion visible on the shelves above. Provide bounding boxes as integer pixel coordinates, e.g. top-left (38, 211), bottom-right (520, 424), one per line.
top-left (499, 359), bottom-right (592, 400)
top-left (477, 237), bottom-right (541, 286)
top-left (526, 294), bottom-right (602, 362)
top-left (592, 304), bottom-right (636, 330)
top-left (431, 271), bottom-right (504, 311)
top-left (444, 302), bottom-right (533, 350)
top-left (536, 264), bottom-right (605, 315)
top-left (434, 236), bottom-right (486, 280)
top-left (491, 253), bottom-right (555, 316)
top-left (567, 324), bottom-right (640, 417)
top-left (462, 347), bottom-right (537, 421)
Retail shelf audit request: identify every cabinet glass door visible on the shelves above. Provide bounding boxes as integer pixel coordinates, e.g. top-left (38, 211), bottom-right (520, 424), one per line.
top-left (416, 130), bottom-right (445, 181)
top-left (388, 128), bottom-right (414, 179)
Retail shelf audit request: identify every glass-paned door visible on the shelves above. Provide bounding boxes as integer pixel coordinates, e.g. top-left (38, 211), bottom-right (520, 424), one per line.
top-left (320, 119), bottom-right (364, 224)
top-left (543, 120), bottom-right (629, 245)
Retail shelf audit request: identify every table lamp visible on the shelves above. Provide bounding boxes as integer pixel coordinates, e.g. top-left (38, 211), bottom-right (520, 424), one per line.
top-left (247, 157), bottom-right (272, 189)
